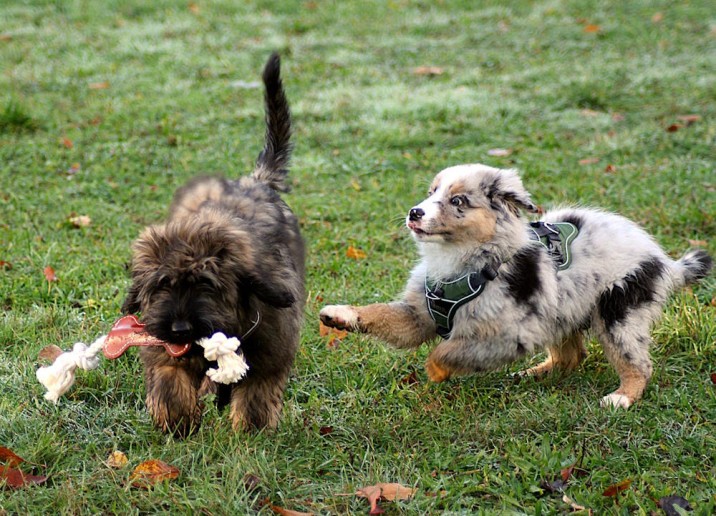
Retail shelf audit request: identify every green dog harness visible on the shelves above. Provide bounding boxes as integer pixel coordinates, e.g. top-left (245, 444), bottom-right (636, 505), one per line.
top-left (527, 221), bottom-right (579, 270)
top-left (425, 221), bottom-right (579, 338)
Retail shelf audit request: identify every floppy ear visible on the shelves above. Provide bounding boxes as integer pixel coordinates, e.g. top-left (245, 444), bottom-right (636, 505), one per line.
top-left (486, 169), bottom-right (538, 215)
top-left (121, 281), bottom-right (141, 314)
top-left (243, 270), bottom-right (296, 308)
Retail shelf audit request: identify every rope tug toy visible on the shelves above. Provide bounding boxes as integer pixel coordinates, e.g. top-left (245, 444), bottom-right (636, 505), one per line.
top-left (36, 315), bottom-right (251, 402)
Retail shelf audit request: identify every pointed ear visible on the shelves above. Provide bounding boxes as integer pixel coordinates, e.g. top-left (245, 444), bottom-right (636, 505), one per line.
top-left (486, 169), bottom-right (538, 215)
top-left (243, 270), bottom-right (296, 308)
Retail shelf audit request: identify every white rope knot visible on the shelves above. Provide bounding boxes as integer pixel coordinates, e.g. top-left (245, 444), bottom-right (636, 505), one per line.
top-left (36, 335), bottom-right (107, 403)
top-left (197, 332), bottom-right (249, 384)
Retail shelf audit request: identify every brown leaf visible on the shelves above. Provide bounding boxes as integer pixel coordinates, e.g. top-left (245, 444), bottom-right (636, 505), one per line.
top-left (412, 66), bottom-right (444, 76)
top-left (666, 123), bottom-right (682, 133)
top-left (0, 34), bottom-right (12, 42)
top-left (487, 148), bottom-right (512, 157)
top-left (346, 245), bottom-right (367, 260)
top-left (677, 114), bottom-right (701, 126)
top-left (319, 321), bottom-right (348, 339)
top-left (602, 478), bottom-right (632, 497)
top-left (710, 372), bottom-right (716, 384)
top-left (0, 465), bottom-right (48, 489)
top-left (583, 24), bottom-right (601, 33)
top-left (38, 345), bottom-right (63, 364)
top-left (604, 164), bottom-right (617, 174)
top-left (688, 239), bottom-right (707, 247)
top-left (243, 473), bottom-right (262, 492)
top-left (61, 137), bottom-right (73, 149)
top-left (88, 81), bottom-right (110, 90)
top-left (129, 459), bottom-right (180, 488)
top-left (399, 371), bottom-right (419, 386)
top-left (0, 260), bottom-right (12, 270)
top-left (68, 214), bottom-right (91, 228)
top-left (356, 484), bottom-right (384, 514)
top-left (578, 157), bottom-right (600, 165)
top-left (43, 266), bottom-right (58, 282)
top-left (319, 426), bottom-right (334, 436)
top-left (0, 447), bottom-right (25, 467)
top-left (106, 450), bottom-right (129, 469)
top-left (188, 2), bottom-right (200, 14)
top-left (269, 505), bottom-right (313, 516)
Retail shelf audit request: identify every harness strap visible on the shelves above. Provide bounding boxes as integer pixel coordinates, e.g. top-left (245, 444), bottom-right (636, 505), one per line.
top-left (528, 221), bottom-right (579, 270)
top-left (425, 267), bottom-right (494, 339)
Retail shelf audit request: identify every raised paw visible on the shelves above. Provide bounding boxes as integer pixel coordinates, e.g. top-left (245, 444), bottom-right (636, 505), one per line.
top-left (599, 392), bottom-right (633, 409)
top-left (319, 305), bottom-right (360, 331)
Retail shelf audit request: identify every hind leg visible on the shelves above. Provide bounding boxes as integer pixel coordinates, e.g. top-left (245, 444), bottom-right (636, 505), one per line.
top-left (521, 333), bottom-right (588, 377)
top-left (595, 313), bottom-right (654, 409)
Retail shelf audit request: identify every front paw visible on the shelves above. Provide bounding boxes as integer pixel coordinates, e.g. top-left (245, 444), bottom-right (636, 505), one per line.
top-left (320, 305), bottom-right (360, 331)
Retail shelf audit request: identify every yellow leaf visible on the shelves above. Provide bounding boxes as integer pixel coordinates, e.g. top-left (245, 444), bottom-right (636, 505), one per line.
top-left (129, 459), bottom-right (179, 488)
top-left (346, 245), bottom-right (367, 260)
top-left (106, 451), bottom-right (129, 469)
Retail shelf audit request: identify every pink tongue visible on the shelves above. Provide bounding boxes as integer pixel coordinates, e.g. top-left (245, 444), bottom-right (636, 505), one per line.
top-left (103, 315), bottom-right (192, 359)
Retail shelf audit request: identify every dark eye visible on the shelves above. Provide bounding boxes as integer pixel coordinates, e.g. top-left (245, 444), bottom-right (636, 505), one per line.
top-left (450, 195), bottom-right (466, 207)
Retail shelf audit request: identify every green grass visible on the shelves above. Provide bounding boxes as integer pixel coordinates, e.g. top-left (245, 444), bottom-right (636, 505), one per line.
top-left (1, 0), bottom-right (715, 513)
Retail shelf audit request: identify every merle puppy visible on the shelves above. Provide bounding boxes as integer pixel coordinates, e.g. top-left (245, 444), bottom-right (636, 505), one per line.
top-left (321, 164), bottom-right (712, 409)
top-left (122, 53), bottom-right (304, 435)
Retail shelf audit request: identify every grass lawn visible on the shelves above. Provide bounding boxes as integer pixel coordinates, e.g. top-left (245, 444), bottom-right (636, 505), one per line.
top-left (1, 0), bottom-right (715, 513)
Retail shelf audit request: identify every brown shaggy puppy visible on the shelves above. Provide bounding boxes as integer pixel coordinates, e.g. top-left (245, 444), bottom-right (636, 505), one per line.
top-left (121, 53), bottom-right (304, 436)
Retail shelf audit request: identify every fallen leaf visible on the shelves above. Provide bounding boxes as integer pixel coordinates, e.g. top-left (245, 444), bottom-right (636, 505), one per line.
top-left (60, 137), bottom-right (74, 149)
top-left (412, 66), bottom-right (444, 76)
top-left (578, 157), bottom-right (600, 165)
top-left (38, 345), bottom-right (63, 364)
top-left (657, 495), bottom-right (692, 516)
top-left (129, 459), bottom-right (180, 488)
top-left (677, 114), bottom-right (700, 126)
top-left (345, 245), bottom-right (367, 260)
top-left (269, 505), bottom-right (313, 516)
top-left (651, 12), bottom-right (664, 23)
top-left (687, 239), bottom-right (707, 247)
top-left (88, 81), bottom-right (110, 90)
top-left (319, 321), bottom-right (348, 340)
top-left (399, 370), bottom-right (419, 386)
top-left (0, 34), bottom-right (12, 41)
top-left (604, 164), bottom-right (617, 174)
top-left (0, 260), bottom-right (12, 270)
top-left (188, 2), bottom-right (200, 14)
top-left (0, 465), bottom-right (48, 489)
top-left (710, 372), bottom-right (716, 384)
top-left (583, 24), bottom-right (601, 33)
top-left (356, 484), bottom-right (384, 514)
top-left (666, 123), bottom-right (682, 133)
top-left (319, 426), bottom-right (334, 436)
top-left (351, 179), bottom-right (362, 191)
top-left (243, 473), bottom-right (262, 491)
top-left (106, 450), bottom-right (128, 469)
top-left (602, 478), bottom-right (632, 497)
top-left (487, 148), bottom-right (512, 157)
top-left (562, 494), bottom-right (591, 513)
top-left (68, 215), bottom-right (91, 228)
top-left (43, 266), bottom-right (58, 282)
top-left (0, 447), bottom-right (25, 467)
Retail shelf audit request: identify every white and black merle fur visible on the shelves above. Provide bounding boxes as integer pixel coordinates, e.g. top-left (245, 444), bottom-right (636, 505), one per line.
top-left (320, 164), bottom-right (712, 408)
top-left (122, 54), bottom-right (305, 435)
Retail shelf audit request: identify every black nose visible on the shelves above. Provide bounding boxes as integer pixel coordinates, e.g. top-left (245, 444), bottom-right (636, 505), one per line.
top-left (409, 208), bottom-right (425, 221)
top-left (171, 320), bottom-right (193, 335)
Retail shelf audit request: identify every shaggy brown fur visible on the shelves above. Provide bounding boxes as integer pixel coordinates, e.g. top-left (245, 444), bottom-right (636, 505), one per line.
top-left (122, 53), bottom-right (305, 436)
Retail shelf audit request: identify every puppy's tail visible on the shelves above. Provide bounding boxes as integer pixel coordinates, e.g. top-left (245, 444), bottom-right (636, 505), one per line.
top-left (252, 52), bottom-right (293, 192)
top-left (672, 249), bottom-right (713, 287)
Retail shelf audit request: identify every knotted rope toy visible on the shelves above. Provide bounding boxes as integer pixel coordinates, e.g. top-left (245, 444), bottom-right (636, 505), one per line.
top-left (36, 315), bottom-right (252, 402)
